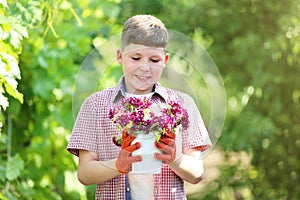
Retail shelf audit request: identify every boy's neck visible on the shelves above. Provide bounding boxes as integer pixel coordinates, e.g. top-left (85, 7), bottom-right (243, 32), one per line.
top-left (123, 84), bottom-right (155, 96)
top-left (124, 91), bottom-right (154, 99)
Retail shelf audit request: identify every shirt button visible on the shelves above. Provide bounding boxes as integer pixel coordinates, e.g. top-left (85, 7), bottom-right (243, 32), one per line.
top-left (127, 187), bottom-right (130, 192)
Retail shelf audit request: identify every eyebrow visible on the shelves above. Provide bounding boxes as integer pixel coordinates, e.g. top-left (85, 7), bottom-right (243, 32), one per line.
top-left (127, 52), bottom-right (164, 58)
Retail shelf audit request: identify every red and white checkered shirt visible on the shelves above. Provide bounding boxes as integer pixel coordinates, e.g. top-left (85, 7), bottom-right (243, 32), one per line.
top-left (67, 77), bottom-right (211, 200)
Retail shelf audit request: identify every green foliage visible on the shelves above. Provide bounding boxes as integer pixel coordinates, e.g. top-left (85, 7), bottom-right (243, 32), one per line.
top-left (6, 153), bottom-right (24, 181)
top-left (0, 0), bottom-right (27, 119)
top-left (185, 0), bottom-right (300, 199)
top-left (0, 0), bottom-right (299, 199)
top-left (0, 0), bottom-right (120, 199)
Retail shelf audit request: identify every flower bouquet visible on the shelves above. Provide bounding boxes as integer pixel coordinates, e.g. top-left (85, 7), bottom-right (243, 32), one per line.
top-left (108, 96), bottom-right (189, 173)
top-left (109, 96), bottom-right (189, 146)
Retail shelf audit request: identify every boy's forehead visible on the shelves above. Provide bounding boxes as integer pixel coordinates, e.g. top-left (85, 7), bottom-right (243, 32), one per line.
top-left (122, 43), bottom-right (165, 54)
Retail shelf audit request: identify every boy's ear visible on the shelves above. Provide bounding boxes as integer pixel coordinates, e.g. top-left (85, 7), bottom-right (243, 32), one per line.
top-left (164, 53), bottom-right (169, 64)
top-left (117, 49), bottom-right (122, 64)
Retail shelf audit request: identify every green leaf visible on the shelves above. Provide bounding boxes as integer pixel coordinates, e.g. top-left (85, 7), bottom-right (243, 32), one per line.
top-left (0, 0), bottom-right (8, 8)
top-left (33, 78), bottom-right (55, 99)
top-left (0, 15), bottom-right (15, 24)
top-left (0, 164), bottom-right (6, 182)
top-left (100, 1), bottom-right (121, 18)
top-left (2, 191), bottom-right (17, 200)
top-left (0, 93), bottom-right (9, 111)
top-left (3, 81), bottom-right (23, 103)
top-left (6, 97), bottom-right (21, 116)
top-left (0, 193), bottom-right (8, 200)
top-left (6, 153), bottom-right (24, 181)
top-left (11, 23), bottom-right (28, 38)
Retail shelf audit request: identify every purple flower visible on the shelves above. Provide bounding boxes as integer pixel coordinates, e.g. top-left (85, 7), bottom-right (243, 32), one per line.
top-left (108, 97), bottom-right (189, 146)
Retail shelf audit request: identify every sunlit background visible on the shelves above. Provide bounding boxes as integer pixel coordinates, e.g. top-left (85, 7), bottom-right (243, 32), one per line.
top-left (1, 0), bottom-right (299, 199)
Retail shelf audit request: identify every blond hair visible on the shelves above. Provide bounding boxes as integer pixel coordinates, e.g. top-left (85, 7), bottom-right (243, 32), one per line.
top-left (120, 14), bottom-right (168, 51)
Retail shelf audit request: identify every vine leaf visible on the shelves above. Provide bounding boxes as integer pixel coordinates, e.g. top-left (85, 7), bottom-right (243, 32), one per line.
top-left (6, 154), bottom-right (24, 181)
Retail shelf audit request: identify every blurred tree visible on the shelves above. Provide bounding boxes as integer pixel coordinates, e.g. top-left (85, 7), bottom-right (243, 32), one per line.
top-left (184, 0), bottom-right (300, 199)
top-left (0, 0), bottom-right (121, 199)
top-left (1, 0), bottom-right (299, 199)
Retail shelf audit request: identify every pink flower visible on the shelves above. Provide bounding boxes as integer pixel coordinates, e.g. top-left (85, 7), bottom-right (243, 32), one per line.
top-left (109, 97), bottom-right (189, 146)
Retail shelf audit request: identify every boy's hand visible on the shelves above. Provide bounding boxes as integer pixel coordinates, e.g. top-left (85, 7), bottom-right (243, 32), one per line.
top-left (116, 130), bottom-right (142, 174)
top-left (154, 132), bottom-right (176, 164)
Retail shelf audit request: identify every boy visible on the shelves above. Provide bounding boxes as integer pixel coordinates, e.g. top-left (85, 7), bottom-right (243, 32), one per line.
top-left (67, 14), bottom-right (211, 199)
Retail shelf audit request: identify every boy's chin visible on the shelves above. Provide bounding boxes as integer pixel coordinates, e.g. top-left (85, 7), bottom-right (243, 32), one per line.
top-left (135, 83), bottom-right (155, 90)
top-left (132, 86), bottom-right (153, 94)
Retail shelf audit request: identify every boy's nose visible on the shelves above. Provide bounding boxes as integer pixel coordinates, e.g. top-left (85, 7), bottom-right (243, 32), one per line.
top-left (139, 63), bottom-right (151, 71)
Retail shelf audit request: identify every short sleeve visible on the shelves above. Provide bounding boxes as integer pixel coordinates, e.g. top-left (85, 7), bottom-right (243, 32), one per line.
top-left (182, 94), bottom-right (212, 152)
top-left (67, 95), bottom-right (98, 157)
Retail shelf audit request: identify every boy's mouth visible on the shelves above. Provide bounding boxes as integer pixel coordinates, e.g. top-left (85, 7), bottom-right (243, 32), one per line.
top-left (135, 75), bottom-right (151, 81)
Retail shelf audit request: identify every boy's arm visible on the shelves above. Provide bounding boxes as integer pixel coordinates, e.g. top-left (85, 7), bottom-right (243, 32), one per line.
top-left (77, 132), bottom-right (142, 185)
top-left (77, 150), bottom-right (120, 185)
top-left (154, 132), bottom-right (205, 184)
top-left (168, 148), bottom-right (204, 184)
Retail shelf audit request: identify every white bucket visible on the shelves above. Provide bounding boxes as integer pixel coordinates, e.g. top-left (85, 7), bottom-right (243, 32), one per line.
top-left (131, 133), bottom-right (162, 174)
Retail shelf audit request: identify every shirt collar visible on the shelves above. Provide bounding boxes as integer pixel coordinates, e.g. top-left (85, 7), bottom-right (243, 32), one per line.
top-left (111, 77), bottom-right (125, 102)
top-left (154, 82), bottom-right (168, 101)
top-left (112, 76), bottom-right (168, 102)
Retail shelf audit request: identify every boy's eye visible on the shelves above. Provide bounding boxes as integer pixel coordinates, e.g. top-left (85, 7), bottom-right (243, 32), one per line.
top-left (151, 59), bottom-right (160, 63)
top-left (131, 57), bottom-right (140, 61)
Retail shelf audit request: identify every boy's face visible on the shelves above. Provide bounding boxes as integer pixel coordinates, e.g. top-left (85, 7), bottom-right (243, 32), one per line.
top-left (117, 43), bottom-right (169, 95)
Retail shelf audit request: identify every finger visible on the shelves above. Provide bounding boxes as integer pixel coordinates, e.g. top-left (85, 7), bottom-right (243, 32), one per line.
top-left (155, 138), bottom-right (175, 150)
top-left (125, 142), bottom-right (141, 153)
top-left (122, 137), bottom-right (131, 148)
top-left (154, 152), bottom-right (172, 163)
top-left (159, 137), bottom-right (175, 146)
top-left (122, 129), bottom-right (128, 140)
top-left (119, 148), bottom-right (134, 157)
top-left (155, 140), bottom-right (166, 149)
top-left (128, 155), bottom-right (143, 163)
top-left (154, 141), bottom-right (159, 148)
top-left (155, 142), bottom-right (175, 154)
top-left (164, 132), bottom-right (176, 139)
top-left (127, 134), bottom-right (136, 143)
top-left (122, 135), bottom-right (136, 148)
top-left (154, 137), bottom-right (169, 147)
